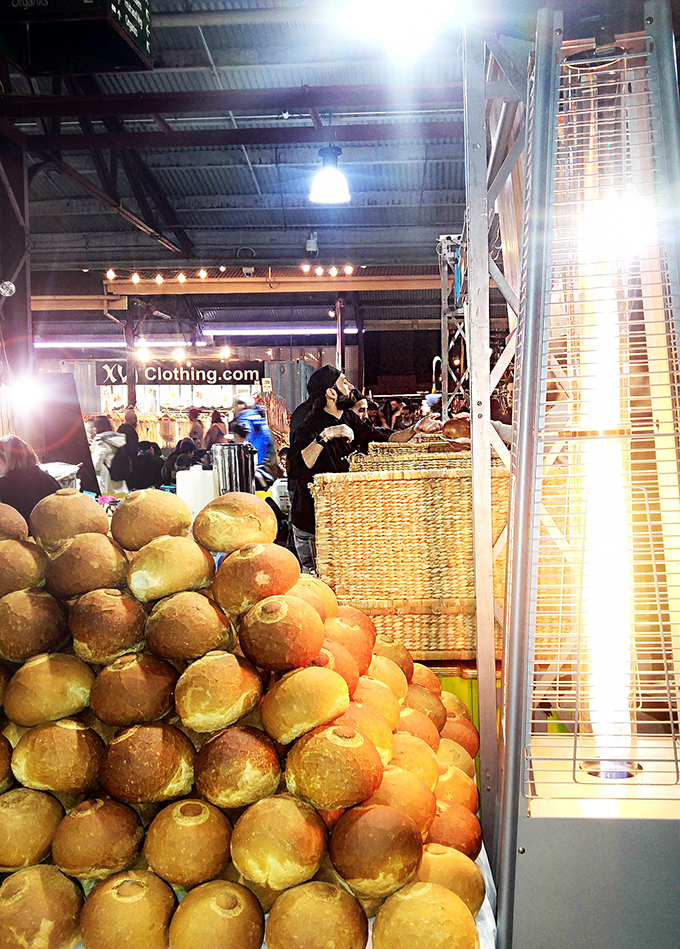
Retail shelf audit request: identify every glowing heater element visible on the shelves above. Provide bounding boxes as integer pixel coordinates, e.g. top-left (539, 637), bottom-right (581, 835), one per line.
top-left (309, 146), bottom-right (351, 204)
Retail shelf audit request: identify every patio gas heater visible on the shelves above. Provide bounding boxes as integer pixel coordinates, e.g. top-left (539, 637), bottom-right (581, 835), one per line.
top-left (497, 3), bottom-right (680, 947)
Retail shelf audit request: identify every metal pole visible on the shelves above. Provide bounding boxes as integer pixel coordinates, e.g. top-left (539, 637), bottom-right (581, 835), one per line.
top-left (496, 10), bottom-right (562, 949)
top-left (463, 25), bottom-right (497, 853)
top-left (440, 255), bottom-right (449, 415)
top-left (125, 305), bottom-right (137, 407)
top-left (335, 298), bottom-right (346, 370)
top-left (0, 139), bottom-right (32, 381)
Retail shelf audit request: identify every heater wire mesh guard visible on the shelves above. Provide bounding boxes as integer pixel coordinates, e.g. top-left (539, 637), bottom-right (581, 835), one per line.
top-left (520, 33), bottom-right (680, 803)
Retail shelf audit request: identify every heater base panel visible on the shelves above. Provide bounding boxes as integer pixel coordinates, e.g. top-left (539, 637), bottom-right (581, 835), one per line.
top-left (511, 815), bottom-right (680, 949)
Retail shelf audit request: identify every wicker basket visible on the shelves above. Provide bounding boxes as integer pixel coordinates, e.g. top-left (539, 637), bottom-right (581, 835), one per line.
top-left (312, 466), bottom-right (509, 659)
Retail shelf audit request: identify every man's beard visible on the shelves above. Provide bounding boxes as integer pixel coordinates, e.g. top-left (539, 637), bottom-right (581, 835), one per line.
top-left (334, 388), bottom-right (357, 410)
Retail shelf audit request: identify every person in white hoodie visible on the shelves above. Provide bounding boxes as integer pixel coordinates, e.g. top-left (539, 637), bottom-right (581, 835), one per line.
top-left (88, 415), bottom-right (129, 495)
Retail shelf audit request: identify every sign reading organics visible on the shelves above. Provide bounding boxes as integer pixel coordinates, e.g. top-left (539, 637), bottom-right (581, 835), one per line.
top-left (95, 360), bottom-right (264, 387)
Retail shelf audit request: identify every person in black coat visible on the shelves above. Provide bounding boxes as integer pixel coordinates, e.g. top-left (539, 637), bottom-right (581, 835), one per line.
top-left (0, 434), bottom-right (60, 525)
top-left (128, 441), bottom-right (165, 490)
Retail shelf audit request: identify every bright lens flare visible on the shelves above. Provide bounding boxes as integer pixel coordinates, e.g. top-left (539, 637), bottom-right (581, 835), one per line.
top-left (172, 347), bottom-right (185, 362)
top-left (341, 0), bottom-right (460, 57)
top-left (577, 193), bottom-right (658, 262)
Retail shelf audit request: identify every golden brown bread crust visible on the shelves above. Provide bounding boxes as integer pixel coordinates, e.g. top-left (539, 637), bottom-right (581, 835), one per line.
top-left (69, 590), bottom-right (146, 665)
top-left (3, 654), bottom-right (95, 726)
top-left (372, 881), bottom-right (479, 949)
top-left (239, 595), bottom-right (325, 672)
top-left (0, 539), bottom-right (48, 598)
top-left (425, 801), bottom-right (482, 860)
top-left (212, 543), bottom-right (300, 615)
top-left (175, 652), bottom-right (262, 733)
top-left (331, 702), bottom-right (394, 767)
top-left (52, 797), bottom-right (143, 880)
top-left (29, 488), bottom-right (108, 551)
top-left (169, 880), bottom-right (264, 949)
top-left (288, 576), bottom-right (338, 618)
top-left (396, 707), bottom-right (441, 752)
top-left (0, 501), bottom-right (28, 541)
top-left (335, 607), bottom-right (376, 649)
top-left (45, 533), bottom-right (128, 599)
top-left (194, 725), bottom-right (280, 808)
top-left (352, 677), bottom-right (400, 731)
top-left (366, 655), bottom-right (408, 703)
top-left (89, 653), bottom-right (179, 727)
top-left (323, 617), bottom-right (373, 676)
top-left (435, 764), bottom-right (479, 813)
top-left (192, 492), bottom-right (277, 554)
top-left (260, 666), bottom-right (350, 745)
top-left (144, 799), bottom-right (232, 888)
top-left (415, 844), bottom-right (486, 917)
top-left (440, 716), bottom-right (480, 758)
top-left (0, 788), bottom-right (64, 871)
top-left (145, 591), bottom-right (234, 660)
top-left (411, 663), bottom-right (443, 696)
top-left (110, 490), bottom-right (192, 551)
top-left (127, 536), bottom-right (215, 603)
top-left (80, 870), bottom-right (177, 949)
top-left (436, 738), bottom-right (476, 779)
top-left (311, 639), bottom-right (359, 696)
top-left (404, 684), bottom-right (447, 732)
top-left (265, 881), bottom-right (368, 949)
top-left (362, 766), bottom-right (437, 841)
top-left (371, 634), bottom-right (414, 682)
top-left (0, 590), bottom-right (67, 663)
top-left (389, 733), bottom-right (440, 792)
top-left (98, 723), bottom-right (194, 804)
top-left (11, 719), bottom-right (104, 795)
top-left (0, 864), bottom-right (83, 949)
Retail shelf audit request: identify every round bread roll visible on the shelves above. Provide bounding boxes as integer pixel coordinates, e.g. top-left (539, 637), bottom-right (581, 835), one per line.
top-left (426, 801), bottom-right (482, 860)
top-left (363, 766), bottom-right (436, 841)
top-left (128, 535), bottom-right (215, 603)
top-left (312, 638), bottom-right (359, 697)
top-left (29, 488), bottom-right (108, 551)
top-left (371, 634), bottom-right (414, 682)
top-left (3, 654), bottom-right (95, 726)
top-left (312, 859), bottom-right (385, 920)
top-left (52, 797), bottom-right (143, 879)
top-left (144, 799), bottom-right (232, 888)
top-left (0, 540), bottom-right (48, 598)
top-left (80, 870), bottom-right (176, 949)
top-left (261, 666), bottom-right (350, 744)
top-left (266, 881), bottom-right (368, 949)
top-left (440, 691), bottom-right (473, 722)
top-left (324, 617), bottom-right (373, 675)
top-left (11, 720), bottom-right (103, 794)
top-left (0, 660), bottom-right (10, 704)
top-left (219, 863), bottom-right (284, 914)
top-left (404, 684), bottom-right (447, 732)
top-left (329, 805), bottom-right (422, 899)
top-left (335, 606), bottom-right (376, 648)
top-left (169, 880), bottom-right (264, 949)
top-left (0, 734), bottom-right (11, 792)
top-left (288, 576), bottom-right (338, 618)
top-left (440, 715), bottom-right (480, 758)
top-left (437, 739), bottom-right (476, 779)
top-left (389, 734), bottom-right (439, 791)
top-left (239, 595), bottom-right (325, 672)
top-left (194, 725), bottom-right (280, 808)
top-left (0, 788), bottom-right (64, 871)
top-left (411, 663), bottom-right (442, 696)
top-left (0, 864), bottom-right (82, 949)
top-left (45, 533), bottom-right (128, 599)
top-left (99, 723), bottom-right (194, 804)
top-left (283, 583), bottom-right (327, 621)
top-left (193, 492), bottom-right (277, 554)
top-left (396, 707), bottom-right (440, 752)
top-left (415, 844), bottom-right (485, 916)
top-left (175, 652), bottom-right (262, 732)
top-left (70, 590), bottom-right (146, 665)
top-left (145, 591), bottom-right (234, 660)
top-left (366, 655), bottom-right (408, 703)
top-left (352, 677), bottom-right (400, 731)
top-left (372, 882), bottom-right (478, 949)
top-left (212, 543), bottom-right (300, 615)
top-left (0, 590), bottom-right (67, 662)
top-left (0, 502), bottom-right (28, 541)
top-left (111, 490), bottom-right (192, 551)
top-left (285, 723), bottom-right (383, 810)
top-left (89, 653), bottom-right (179, 726)
top-left (230, 793), bottom-right (326, 890)
top-left (332, 702), bottom-right (393, 767)
top-left (435, 764), bottom-right (479, 813)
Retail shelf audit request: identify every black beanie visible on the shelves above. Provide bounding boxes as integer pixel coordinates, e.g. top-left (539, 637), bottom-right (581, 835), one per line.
top-left (307, 365), bottom-right (342, 398)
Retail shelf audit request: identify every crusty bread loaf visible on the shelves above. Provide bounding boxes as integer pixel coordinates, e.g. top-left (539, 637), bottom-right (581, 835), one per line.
top-left (329, 805), bottom-right (422, 899)
top-left (45, 533), bottom-right (128, 599)
top-left (0, 502), bottom-right (28, 541)
top-left (0, 734), bottom-right (11, 793)
top-left (3, 653), bottom-right (95, 726)
top-left (80, 870), bottom-right (176, 949)
top-left (362, 766), bottom-right (437, 841)
top-left (285, 723), bottom-right (383, 810)
top-left (331, 702), bottom-right (394, 767)
top-left (366, 655), bottom-right (408, 703)
top-left (169, 880), bottom-right (264, 949)
top-left (239, 594), bottom-right (325, 672)
top-left (89, 653), bottom-right (178, 726)
top-left (440, 691), bottom-right (473, 722)
top-left (11, 720), bottom-right (104, 794)
top-left (372, 882), bottom-right (478, 949)
top-left (0, 864), bottom-right (82, 949)
top-left (261, 666), bottom-right (350, 744)
top-left (194, 726), bottom-right (280, 808)
top-left (52, 797), bottom-right (143, 880)
top-left (266, 881), bottom-right (368, 949)
top-left (0, 590), bottom-right (67, 662)
top-left (404, 684), bottom-right (447, 732)
top-left (335, 606), bottom-right (376, 649)
top-left (282, 583), bottom-right (327, 620)
top-left (144, 799), bottom-right (232, 888)
top-left (312, 639), bottom-right (360, 697)
top-left (323, 617), bottom-right (373, 675)
top-left (396, 707), bottom-right (440, 752)
top-left (389, 733), bottom-right (440, 792)
top-left (175, 652), bottom-right (262, 732)
top-left (0, 788), bottom-right (64, 871)
top-left (128, 535), bottom-right (215, 602)
top-left (193, 492), bottom-right (277, 554)
top-left (287, 576), bottom-right (338, 618)
top-left (415, 844), bottom-right (485, 916)
top-left (98, 723), bottom-right (194, 804)
top-left (425, 801), bottom-right (482, 860)
top-left (440, 715), bottom-right (480, 758)
top-left (230, 793), bottom-right (327, 890)
top-left (434, 764), bottom-right (479, 813)
top-left (0, 539), bottom-right (48, 598)
top-left (371, 634), bottom-right (414, 682)
top-left (411, 663), bottom-right (442, 696)
top-left (145, 591), bottom-right (234, 660)
top-left (69, 589), bottom-right (146, 665)
top-left (352, 677), bottom-right (400, 731)
top-left (29, 488), bottom-right (108, 551)
top-left (111, 490), bottom-right (192, 551)
top-left (436, 738), bottom-right (476, 779)
top-left (212, 543), bottom-right (300, 615)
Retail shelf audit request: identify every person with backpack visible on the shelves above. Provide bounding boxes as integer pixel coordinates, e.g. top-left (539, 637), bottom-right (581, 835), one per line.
top-left (232, 399), bottom-right (278, 483)
top-left (88, 415), bottom-right (130, 495)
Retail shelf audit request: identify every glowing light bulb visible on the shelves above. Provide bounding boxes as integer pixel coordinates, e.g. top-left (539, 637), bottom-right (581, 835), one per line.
top-left (177, 272), bottom-right (186, 283)
top-left (344, 265), bottom-right (354, 275)
top-left (155, 274), bottom-right (164, 285)
top-left (131, 272), bottom-right (141, 284)
top-left (315, 266), bottom-right (324, 276)
top-left (198, 269), bottom-right (207, 279)
top-left (106, 269), bottom-right (116, 280)
top-left (328, 309), bottom-right (335, 318)
top-left (221, 346), bottom-right (232, 358)
top-left (329, 266), bottom-right (338, 277)
top-left (219, 265), bottom-right (227, 272)
top-left (172, 347), bottom-right (185, 362)
top-left (137, 348), bottom-right (150, 362)
top-left (301, 263), bottom-right (311, 273)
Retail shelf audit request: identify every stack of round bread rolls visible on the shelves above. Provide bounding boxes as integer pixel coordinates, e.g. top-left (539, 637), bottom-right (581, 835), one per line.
top-left (0, 490), bottom-right (485, 949)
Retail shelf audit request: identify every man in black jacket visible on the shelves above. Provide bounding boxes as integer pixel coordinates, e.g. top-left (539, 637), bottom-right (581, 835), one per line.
top-left (288, 365), bottom-right (440, 572)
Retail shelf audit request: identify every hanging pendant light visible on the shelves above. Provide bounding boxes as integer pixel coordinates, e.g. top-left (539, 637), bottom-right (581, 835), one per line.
top-left (309, 145), bottom-right (351, 204)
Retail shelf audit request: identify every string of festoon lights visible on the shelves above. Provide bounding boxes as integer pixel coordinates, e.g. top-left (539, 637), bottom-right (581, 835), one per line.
top-left (104, 264), bottom-right (363, 282)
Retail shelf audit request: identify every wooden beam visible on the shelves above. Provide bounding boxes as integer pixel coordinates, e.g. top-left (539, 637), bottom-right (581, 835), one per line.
top-left (106, 275), bottom-right (441, 295)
